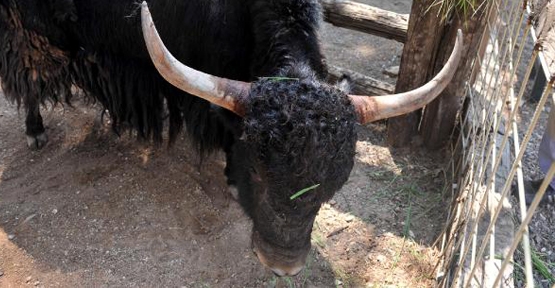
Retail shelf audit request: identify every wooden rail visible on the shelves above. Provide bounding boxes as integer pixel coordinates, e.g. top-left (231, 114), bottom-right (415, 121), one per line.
top-left (327, 65), bottom-right (395, 95)
top-left (320, 0), bottom-right (409, 43)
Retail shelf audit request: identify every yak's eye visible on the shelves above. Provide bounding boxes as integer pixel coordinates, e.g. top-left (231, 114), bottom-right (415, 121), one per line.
top-left (250, 166), bottom-right (262, 183)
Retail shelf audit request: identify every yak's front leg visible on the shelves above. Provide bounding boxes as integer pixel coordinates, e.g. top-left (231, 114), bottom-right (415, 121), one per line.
top-left (24, 96), bottom-right (48, 149)
top-left (0, 1), bottom-right (73, 150)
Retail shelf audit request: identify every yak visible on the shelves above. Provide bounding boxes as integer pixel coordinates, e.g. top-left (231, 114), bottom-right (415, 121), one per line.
top-left (0, 0), bottom-right (462, 276)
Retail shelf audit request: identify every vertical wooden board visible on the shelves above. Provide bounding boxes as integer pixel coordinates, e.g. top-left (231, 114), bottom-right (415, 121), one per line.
top-left (386, 0), bottom-right (444, 147)
top-left (420, 7), bottom-right (490, 150)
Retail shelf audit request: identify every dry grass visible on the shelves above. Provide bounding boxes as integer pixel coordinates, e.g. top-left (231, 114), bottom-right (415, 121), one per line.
top-left (429, 0), bottom-right (490, 22)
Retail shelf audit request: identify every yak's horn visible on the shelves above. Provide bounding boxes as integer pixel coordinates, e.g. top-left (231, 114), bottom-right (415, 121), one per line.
top-left (349, 29), bottom-right (464, 124)
top-left (141, 1), bottom-right (250, 116)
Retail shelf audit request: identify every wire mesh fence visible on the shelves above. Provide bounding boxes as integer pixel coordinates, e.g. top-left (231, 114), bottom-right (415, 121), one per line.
top-left (436, 0), bottom-right (555, 287)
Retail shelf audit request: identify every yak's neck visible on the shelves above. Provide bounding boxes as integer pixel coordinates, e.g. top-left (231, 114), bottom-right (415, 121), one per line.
top-left (248, 0), bottom-right (327, 81)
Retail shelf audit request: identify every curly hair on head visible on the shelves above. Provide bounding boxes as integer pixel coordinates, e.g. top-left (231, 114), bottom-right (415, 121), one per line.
top-left (243, 77), bottom-right (358, 206)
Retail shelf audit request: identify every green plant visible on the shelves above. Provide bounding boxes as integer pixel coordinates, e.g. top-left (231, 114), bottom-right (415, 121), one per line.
top-left (290, 184), bottom-right (320, 200)
top-left (531, 249), bottom-right (555, 285)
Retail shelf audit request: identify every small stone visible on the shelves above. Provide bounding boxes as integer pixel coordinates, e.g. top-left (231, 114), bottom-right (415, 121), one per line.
top-left (22, 214), bottom-right (37, 225)
top-left (34, 281), bottom-right (40, 286)
top-left (0, 270), bottom-right (4, 277)
top-left (383, 66), bottom-right (399, 77)
top-left (329, 200), bottom-right (337, 205)
top-left (436, 271), bottom-right (445, 280)
top-left (7, 234), bottom-right (15, 240)
top-left (345, 215), bottom-right (355, 222)
top-left (376, 254), bottom-right (386, 263)
top-left (409, 230), bottom-right (416, 239)
top-left (52, 209), bottom-right (58, 215)
top-left (26, 276), bottom-right (32, 283)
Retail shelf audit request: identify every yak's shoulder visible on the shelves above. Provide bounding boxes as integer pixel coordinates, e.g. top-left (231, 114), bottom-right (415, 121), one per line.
top-left (48, 0), bottom-right (78, 22)
top-left (249, 0), bottom-right (322, 24)
top-left (1, 0), bottom-right (77, 22)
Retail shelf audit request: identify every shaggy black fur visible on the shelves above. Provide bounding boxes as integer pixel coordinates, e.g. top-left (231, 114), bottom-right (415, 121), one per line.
top-left (0, 0), bottom-right (73, 145)
top-left (0, 0), bottom-right (358, 270)
top-left (0, 0), bottom-right (253, 150)
top-left (249, 0), bottom-right (326, 77)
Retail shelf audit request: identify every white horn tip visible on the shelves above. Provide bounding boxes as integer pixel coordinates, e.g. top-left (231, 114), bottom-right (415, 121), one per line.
top-left (141, 1), bottom-right (149, 12)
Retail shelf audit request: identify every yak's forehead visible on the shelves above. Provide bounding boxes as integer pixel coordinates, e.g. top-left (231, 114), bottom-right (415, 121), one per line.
top-left (244, 79), bottom-right (356, 135)
top-left (243, 78), bottom-right (357, 159)
top-left (243, 79), bottom-right (358, 201)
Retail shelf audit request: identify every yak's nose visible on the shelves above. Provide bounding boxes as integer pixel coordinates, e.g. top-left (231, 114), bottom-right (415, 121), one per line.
top-left (253, 245), bottom-right (305, 277)
top-left (270, 265), bottom-right (304, 277)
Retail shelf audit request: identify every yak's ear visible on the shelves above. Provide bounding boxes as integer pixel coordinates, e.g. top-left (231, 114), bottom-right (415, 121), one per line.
top-left (0, 4), bottom-right (7, 20)
top-left (49, 0), bottom-right (78, 22)
top-left (335, 74), bottom-right (352, 94)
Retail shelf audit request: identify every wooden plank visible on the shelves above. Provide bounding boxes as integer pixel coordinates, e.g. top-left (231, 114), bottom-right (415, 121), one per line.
top-left (387, 0), bottom-right (442, 147)
top-left (420, 5), bottom-right (490, 150)
top-left (327, 65), bottom-right (395, 95)
top-left (320, 0), bottom-right (408, 43)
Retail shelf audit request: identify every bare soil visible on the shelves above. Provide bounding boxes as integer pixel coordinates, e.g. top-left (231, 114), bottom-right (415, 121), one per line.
top-left (320, 0), bottom-right (409, 84)
top-left (0, 1), bottom-right (453, 287)
top-left (0, 97), bottom-right (448, 288)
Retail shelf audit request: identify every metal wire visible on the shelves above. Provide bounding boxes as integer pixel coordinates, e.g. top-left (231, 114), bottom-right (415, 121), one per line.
top-left (491, 80), bottom-right (554, 287)
top-left (437, 0), bottom-right (554, 286)
top-left (463, 24), bottom-right (535, 288)
top-left (448, 4), bottom-right (533, 285)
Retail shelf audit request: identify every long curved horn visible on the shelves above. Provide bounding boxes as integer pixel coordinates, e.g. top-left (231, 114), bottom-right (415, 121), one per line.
top-left (141, 1), bottom-right (251, 116)
top-left (349, 29), bottom-right (464, 124)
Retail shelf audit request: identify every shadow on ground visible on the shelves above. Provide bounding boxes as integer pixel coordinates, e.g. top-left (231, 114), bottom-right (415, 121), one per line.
top-left (0, 94), bottom-right (449, 287)
top-left (0, 97), bottom-right (341, 287)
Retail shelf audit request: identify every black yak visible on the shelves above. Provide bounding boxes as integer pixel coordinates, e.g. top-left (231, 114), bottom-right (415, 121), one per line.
top-left (0, 0), bottom-right (462, 276)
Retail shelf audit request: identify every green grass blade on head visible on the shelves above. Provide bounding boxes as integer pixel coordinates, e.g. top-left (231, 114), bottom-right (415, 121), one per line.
top-left (290, 184), bottom-right (321, 200)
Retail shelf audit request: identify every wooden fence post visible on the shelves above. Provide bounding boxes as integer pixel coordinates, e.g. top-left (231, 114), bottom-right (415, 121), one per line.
top-left (387, 0), bottom-right (443, 147)
top-left (388, 0), bottom-right (489, 149)
top-left (420, 6), bottom-right (489, 150)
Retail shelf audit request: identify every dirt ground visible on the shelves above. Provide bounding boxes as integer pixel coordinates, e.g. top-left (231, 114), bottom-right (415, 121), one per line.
top-left (320, 0), bottom-right (409, 83)
top-left (0, 97), bottom-right (448, 288)
top-left (0, 1), bottom-right (454, 287)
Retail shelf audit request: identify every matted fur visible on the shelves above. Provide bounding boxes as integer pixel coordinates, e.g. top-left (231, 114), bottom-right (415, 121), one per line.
top-left (0, 2), bottom-right (72, 108)
top-left (0, 0), bottom-right (360, 272)
top-left (0, 0), bottom-right (239, 151)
